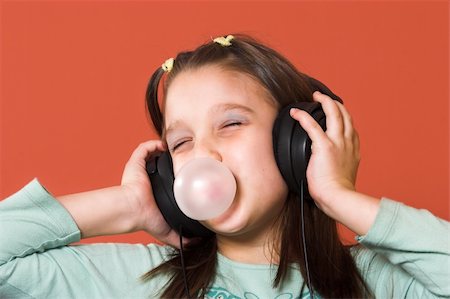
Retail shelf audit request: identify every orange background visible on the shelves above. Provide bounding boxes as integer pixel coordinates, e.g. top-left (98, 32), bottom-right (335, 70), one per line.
top-left (1, 1), bottom-right (449, 244)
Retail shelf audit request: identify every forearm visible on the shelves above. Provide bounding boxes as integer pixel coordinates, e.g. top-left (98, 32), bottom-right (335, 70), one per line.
top-left (318, 189), bottom-right (380, 236)
top-left (57, 186), bottom-right (137, 239)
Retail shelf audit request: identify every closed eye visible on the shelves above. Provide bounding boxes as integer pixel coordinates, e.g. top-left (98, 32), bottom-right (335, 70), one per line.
top-left (171, 139), bottom-right (191, 152)
top-left (172, 142), bottom-right (184, 151)
top-left (223, 121), bottom-right (242, 128)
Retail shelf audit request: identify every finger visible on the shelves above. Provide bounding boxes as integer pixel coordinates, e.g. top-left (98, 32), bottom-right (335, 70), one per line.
top-left (312, 91), bottom-right (344, 141)
top-left (334, 101), bottom-right (355, 140)
top-left (353, 128), bottom-right (361, 160)
top-left (334, 101), bottom-right (361, 161)
top-left (290, 108), bottom-right (328, 146)
top-left (128, 140), bottom-right (166, 166)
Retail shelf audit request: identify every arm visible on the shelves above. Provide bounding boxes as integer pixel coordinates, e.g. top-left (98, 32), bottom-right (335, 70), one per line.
top-left (0, 180), bottom-right (172, 298)
top-left (56, 185), bottom-right (136, 238)
top-left (1, 140), bottom-right (177, 265)
top-left (56, 140), bottom-right (182, 245)
top-left (290, 91), bottom-right (450, 297)
top-left (355, 198), bottom-right (450, 298)
top-left (0, 140), bottom-right (181, 297)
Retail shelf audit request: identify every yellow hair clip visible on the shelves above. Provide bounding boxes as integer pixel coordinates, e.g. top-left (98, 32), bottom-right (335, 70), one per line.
top-left (213, 35), bottom-right (234, 47)
top-left (162, 57), bottom-right (174, 72)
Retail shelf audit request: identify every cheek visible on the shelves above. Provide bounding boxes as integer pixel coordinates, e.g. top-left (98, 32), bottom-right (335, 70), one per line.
top-left (171, 155), bottom-right (190, 177)
top-left (229, 130), bottom-right (284, 186)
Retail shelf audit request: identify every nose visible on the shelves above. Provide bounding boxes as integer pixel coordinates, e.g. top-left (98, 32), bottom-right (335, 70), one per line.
top-left (192, 138), bottom-right (222, 162)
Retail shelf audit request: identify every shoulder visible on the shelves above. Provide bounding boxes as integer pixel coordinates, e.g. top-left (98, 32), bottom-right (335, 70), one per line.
top-left (67, 242), bottom-right (175, 274)
top-left (145, 243), bottom-right (175, 266)
top-left (349, 244), bottom-right (378, 270)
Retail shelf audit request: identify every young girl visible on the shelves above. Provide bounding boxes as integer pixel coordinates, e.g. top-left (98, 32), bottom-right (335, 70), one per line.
top-left (0, 34), bottom-right (448, 299)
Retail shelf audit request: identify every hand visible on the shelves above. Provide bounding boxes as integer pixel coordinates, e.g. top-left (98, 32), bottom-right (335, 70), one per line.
top-left (289, 91), bottom-right (360, 210)
top-left (121, 140), bottom-right (187, 248)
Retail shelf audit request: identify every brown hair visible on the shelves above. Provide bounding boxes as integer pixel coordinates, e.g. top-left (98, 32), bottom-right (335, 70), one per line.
top-left (143, 34), bottom-right (371, 298)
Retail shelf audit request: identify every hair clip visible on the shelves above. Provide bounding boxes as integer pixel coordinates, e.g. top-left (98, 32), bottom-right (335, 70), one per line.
top-left (213, 35), bottom-right (234, 47)
top-left (162, 57), bottom-right (174, 72)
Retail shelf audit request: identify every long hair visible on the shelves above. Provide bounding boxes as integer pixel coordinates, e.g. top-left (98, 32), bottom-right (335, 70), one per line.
top-left (142, 34), bottom-right (371, 298)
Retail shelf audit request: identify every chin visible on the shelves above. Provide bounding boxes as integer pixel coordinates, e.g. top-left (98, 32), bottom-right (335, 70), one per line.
top-left (202, 200), bottom-right (249, 235)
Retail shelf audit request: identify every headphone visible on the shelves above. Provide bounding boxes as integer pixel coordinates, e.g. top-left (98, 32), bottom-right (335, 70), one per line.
top-left (146, 77), bottom-right (342, 238)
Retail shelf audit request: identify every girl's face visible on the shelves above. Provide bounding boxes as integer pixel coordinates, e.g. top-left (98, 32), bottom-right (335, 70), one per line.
top-left (164, 65), bottom-right (289, 237)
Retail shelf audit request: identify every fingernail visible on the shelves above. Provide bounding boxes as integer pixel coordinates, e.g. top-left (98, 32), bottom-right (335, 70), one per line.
top-left (290, 108), bottom-right (298, 116)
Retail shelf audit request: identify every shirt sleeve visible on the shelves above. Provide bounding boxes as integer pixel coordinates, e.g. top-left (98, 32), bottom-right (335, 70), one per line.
top-left (0, 178), bottom-right (81, 265)
top-left (354, 198), bottom-right (450, 298)
top-left (0, 179), bottom-right (172, 298)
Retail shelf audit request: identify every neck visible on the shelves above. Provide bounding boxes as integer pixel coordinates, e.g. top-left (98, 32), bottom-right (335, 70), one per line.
top-left (216, 217), bottom-right (282, 265)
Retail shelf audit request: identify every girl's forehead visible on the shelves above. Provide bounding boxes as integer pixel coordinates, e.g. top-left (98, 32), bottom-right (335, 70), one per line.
top-left (162, 67), bottom-right (278, 135)
top-left (164, 66), bottom-right (276, 114)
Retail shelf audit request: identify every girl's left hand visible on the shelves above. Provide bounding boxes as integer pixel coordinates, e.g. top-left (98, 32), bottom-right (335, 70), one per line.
top-left (289, 91), bottom-right (360, 210)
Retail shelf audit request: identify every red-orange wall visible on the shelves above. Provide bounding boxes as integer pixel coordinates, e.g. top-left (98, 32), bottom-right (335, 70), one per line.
top-left (1, 1), bottom-right (449, 245)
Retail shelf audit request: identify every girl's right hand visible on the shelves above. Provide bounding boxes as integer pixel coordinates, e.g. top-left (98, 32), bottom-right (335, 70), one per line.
top-left (121, 140), bottom-right (186, 248)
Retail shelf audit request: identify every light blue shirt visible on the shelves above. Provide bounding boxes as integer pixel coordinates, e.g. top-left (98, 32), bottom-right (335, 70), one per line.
top-left (0, 179), bottom-right (449, 298)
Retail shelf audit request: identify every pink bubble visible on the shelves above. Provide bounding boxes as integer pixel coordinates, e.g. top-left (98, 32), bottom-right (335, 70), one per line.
top-left (173, 157), bottom-right (236, 220)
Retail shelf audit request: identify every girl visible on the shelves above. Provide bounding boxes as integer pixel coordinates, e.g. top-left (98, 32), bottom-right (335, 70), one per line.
top-left (0, 34), bottom-right (448, 299)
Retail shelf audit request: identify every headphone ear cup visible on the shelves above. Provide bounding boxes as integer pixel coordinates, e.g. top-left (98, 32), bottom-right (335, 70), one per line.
top-left (273, 103), bottom-right (302, 193)
top-left (146, 152), bottom-right (214, 238)
top-left (273, 102), bottom-right (326, 195)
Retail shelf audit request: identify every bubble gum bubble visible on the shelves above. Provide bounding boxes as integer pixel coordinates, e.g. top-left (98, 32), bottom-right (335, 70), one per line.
top-left (173, 157), bottom-right (236, 220)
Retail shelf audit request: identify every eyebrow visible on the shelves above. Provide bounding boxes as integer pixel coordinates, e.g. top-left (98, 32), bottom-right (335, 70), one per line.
top-left (210, 103), bottom-right (255, 115)
top-left (163, 103), bottom-right (255, 139)
top-left (163, 120), bottom-right (181, 141)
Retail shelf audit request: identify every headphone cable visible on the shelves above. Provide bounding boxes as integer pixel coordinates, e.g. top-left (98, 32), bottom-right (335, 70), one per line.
top-left (300, 180), bottom-right (314, 298)
top-left (179, 226), bottom-right (191, 298)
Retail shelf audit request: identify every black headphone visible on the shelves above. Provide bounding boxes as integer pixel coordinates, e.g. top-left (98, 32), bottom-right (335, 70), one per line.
top-left (146, 77), bottom-right (342, 238)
